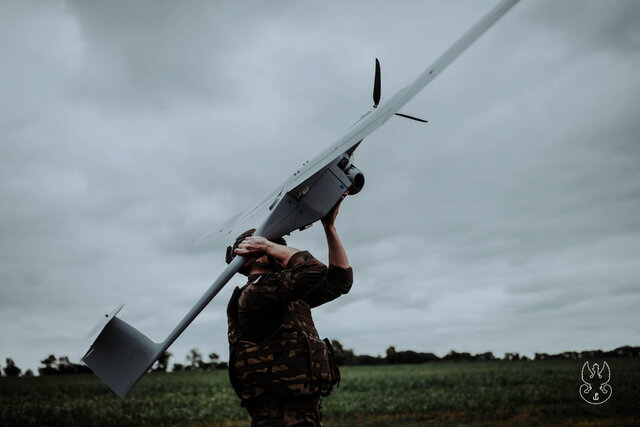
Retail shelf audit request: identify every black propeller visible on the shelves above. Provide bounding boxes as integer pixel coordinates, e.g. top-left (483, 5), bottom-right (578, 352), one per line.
top-left (394, 113), bottom-right (428, 123)
top-left (372, 58), bottom-right (427, 123)
top-left (373, 58), bottom-right (381, 108)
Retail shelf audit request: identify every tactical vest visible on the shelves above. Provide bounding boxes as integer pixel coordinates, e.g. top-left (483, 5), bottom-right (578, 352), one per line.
top-left (227, 285), bottom-right (340, 402)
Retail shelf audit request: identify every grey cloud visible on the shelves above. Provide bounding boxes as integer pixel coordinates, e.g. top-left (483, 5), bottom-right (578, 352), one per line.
top-left (65, 1), bottom-right (279, 110)
top-left (1, 0), bottom-right (639, 373)
top-left (524, 0), bottom-right (640, 54)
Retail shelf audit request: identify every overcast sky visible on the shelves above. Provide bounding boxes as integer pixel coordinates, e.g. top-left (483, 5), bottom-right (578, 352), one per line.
top-left (1, 0), bottom-right (639, 374)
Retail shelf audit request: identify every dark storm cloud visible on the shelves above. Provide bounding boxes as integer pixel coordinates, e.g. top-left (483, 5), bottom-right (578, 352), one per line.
top-left (1, 0), bottom-right (639, 372)
top-left (526, 0), bottom-right (640, 53)
top-left (66, 1), bottom-right (283, 110)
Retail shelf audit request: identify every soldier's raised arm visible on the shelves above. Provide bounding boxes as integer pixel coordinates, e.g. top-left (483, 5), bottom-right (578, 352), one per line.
top-left (322, 192), bottom-right (350, 269)
top-left (235, 236), bottom-right (328, 310)
top-left (234, 235), bottom-right (299, 268)
top-left (306, 193), bottom-right (353, 308)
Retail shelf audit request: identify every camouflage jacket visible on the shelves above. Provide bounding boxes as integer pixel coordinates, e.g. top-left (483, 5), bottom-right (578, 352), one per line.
top-left (227, 251), bottom-right (352, 401)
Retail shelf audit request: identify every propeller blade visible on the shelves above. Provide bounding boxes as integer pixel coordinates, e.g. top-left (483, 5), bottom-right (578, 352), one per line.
top-left (395, 112), bottom-right (428, 123)
top-left (373, 58), bottom-right (381, 108)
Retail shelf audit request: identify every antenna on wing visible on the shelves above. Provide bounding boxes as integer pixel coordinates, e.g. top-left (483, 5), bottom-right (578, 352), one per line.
top-left (373, 58), bottom-right (427, 123)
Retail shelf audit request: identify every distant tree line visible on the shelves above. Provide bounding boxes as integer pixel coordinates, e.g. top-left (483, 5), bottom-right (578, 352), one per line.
top-left (37, 355), bottom-right (92, 375)
top-left (0, 348), bottom-right (228, 378)
top-left (532, 346), bottom-right (640, 361)
top-left (168, 348), bottom-right (228, 372)
top-left (328, 341), bottom-right (640, 366)
top-left (1, 345), bottom-right (639, 377)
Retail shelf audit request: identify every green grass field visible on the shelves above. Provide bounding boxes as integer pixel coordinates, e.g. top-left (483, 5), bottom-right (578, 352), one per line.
top-left (1, 359), bottom-right (639, 426)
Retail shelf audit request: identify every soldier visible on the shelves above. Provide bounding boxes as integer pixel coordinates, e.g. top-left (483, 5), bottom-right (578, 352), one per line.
top-left (226, 194), bottom-right (352, 426)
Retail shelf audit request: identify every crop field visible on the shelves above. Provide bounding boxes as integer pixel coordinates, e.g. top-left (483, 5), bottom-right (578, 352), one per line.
top-left (1, 359), bottom-right (639, 426)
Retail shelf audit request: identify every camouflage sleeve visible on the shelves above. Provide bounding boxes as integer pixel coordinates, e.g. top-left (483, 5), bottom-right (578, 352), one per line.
top-left (238, 251), bottom-right (328, 312)
top-left (305, 264), bottom-right (353, 308)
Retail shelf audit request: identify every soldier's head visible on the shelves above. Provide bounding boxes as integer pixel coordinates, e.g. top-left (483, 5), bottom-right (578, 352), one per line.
top-left (226, 229), bottom-right (286, 275)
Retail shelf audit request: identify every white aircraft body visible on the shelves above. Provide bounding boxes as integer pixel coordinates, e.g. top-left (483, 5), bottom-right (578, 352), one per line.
top-left (82, 0), bottom-right (521, 397)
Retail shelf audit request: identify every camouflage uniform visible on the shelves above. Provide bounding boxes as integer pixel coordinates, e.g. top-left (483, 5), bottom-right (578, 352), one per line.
top-left (227, 251), bottom-right (353, 426)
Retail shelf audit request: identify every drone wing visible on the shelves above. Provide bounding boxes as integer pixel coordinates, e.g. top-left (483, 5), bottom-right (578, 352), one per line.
top-left (205, 0), bottom-right (520, 244)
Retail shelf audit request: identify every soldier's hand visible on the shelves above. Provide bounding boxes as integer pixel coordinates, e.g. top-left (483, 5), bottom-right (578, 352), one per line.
top-left (322, 191), bottom-right (348, 229)
top-left (234, 236), bottom-right (272, 258)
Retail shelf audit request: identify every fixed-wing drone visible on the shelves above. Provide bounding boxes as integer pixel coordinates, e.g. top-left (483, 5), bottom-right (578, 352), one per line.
top-left (83, 0), bottom-right (520, 397)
